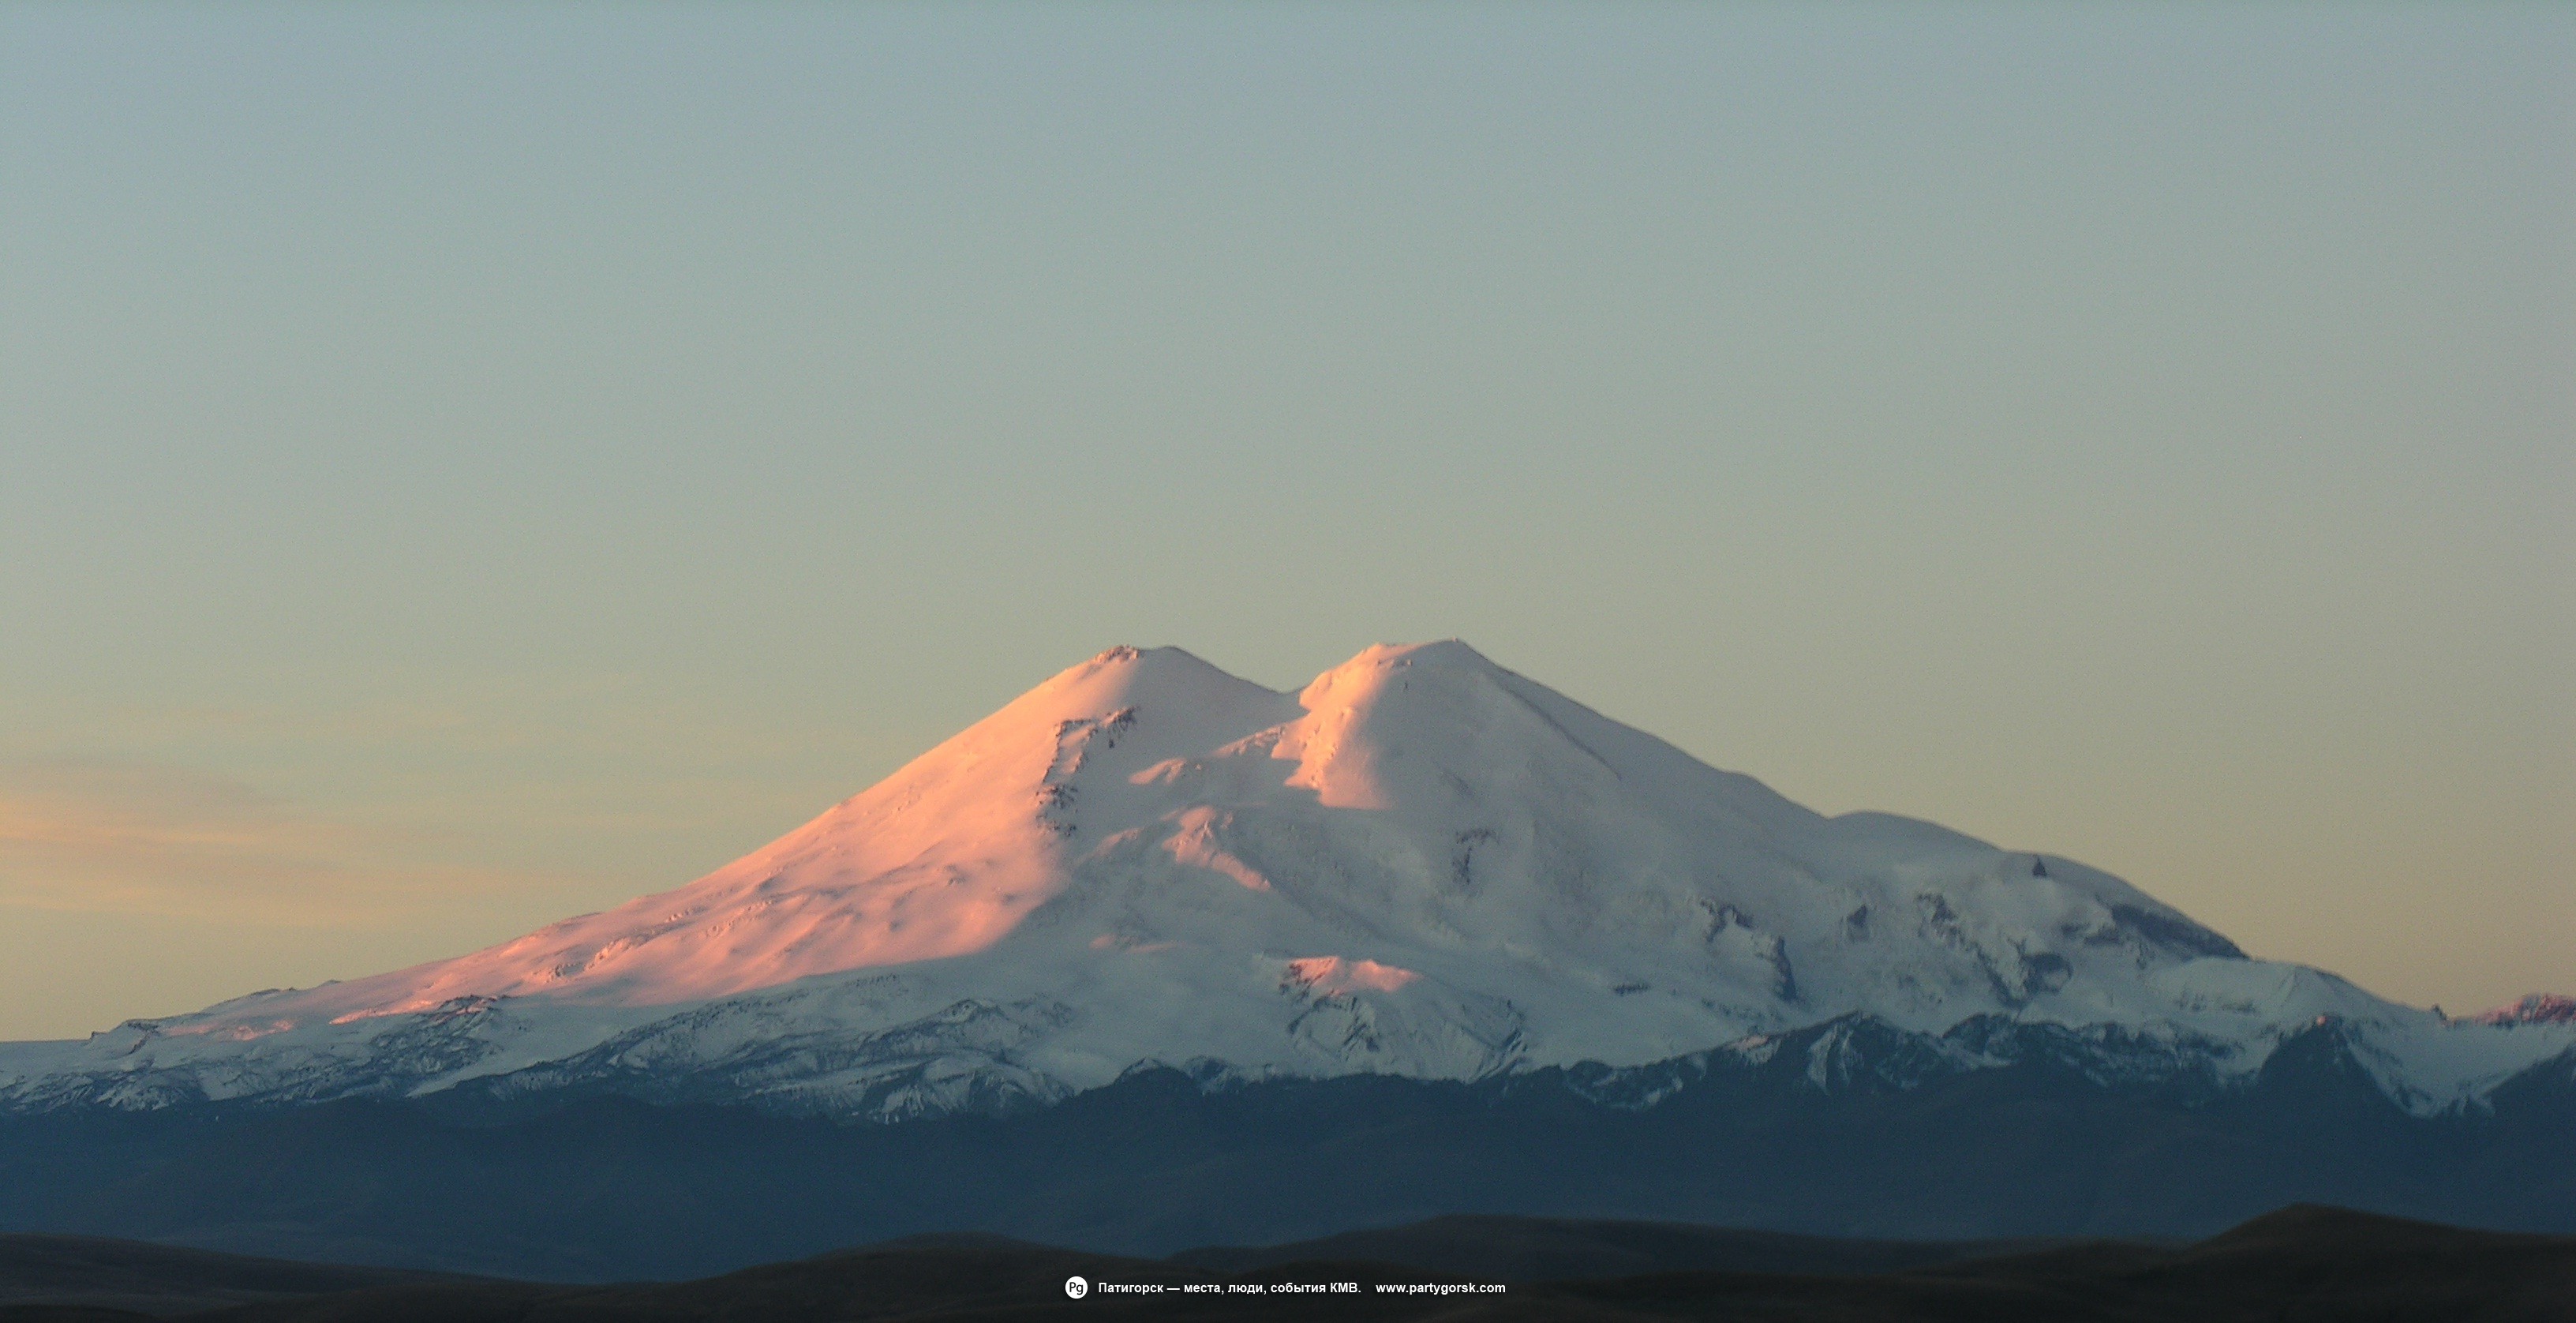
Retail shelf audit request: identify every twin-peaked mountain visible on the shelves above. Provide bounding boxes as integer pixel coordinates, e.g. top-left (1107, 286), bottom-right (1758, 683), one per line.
top-left (2, 642), bottom-right (2567, 1121)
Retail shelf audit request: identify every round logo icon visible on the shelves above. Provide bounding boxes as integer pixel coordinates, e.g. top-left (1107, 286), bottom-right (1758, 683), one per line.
top-left (1065, 1275), bottom-right (1089, 1299)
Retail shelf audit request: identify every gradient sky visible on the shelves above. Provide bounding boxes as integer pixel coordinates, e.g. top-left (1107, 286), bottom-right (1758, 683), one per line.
top-left (3, 3), bottom-right (2570, 1041)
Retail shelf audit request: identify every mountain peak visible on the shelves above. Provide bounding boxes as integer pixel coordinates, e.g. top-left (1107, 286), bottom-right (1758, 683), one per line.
top-left (8, 643), bottom-right (2570, 1122)
top-left (1335, 639), bottom-right (1503, 673)
top-left (1027, 644), bottom-right (1275, 712)
top-left (2474, 994), bottom-right (2576, 1026)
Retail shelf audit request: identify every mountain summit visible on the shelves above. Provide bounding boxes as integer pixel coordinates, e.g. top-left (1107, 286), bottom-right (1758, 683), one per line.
top-left (3, 643), bottom-right (2567, 1119)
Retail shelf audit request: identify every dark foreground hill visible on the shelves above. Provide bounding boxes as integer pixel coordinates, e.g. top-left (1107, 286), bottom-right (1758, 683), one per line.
top-left (0, 1237), bottom-right (464, 1318)
top-left (3, 1028), bottom-right (2570, 1283)
top-left (5, 1206), bottom-right (2571, 1323)
top-left (1168, 1214), bottom-right (2077, 1280)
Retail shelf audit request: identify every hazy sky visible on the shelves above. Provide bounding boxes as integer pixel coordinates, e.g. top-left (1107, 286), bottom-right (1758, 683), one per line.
top-left (4, 3), bottom-right (2570, 1041)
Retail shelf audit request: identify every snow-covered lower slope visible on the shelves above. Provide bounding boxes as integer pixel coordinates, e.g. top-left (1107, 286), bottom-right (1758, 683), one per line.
top-left (3, 643), bottom-right (2567, 1119)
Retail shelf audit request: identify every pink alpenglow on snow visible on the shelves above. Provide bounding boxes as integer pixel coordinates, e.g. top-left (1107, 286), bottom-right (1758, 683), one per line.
top-left (2474, 995), bottom-right (2576, 1026)
top-left (302, 645), bottom-right (1299, 1019)
top-left (6, 640), bottom-right (2570, 1121)
top-left (1286, 957), bottom-right (1422, 995)
top-left (1163, 807), bottom-right (1273, 891)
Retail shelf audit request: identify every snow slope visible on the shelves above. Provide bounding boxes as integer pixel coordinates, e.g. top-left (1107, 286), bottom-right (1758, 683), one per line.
top-left (3, 643), bottom-right (2566, 1119)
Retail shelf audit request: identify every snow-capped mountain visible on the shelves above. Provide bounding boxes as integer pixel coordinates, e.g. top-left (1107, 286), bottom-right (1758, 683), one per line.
top-left (3, 642), bottom-right (2567, 1120)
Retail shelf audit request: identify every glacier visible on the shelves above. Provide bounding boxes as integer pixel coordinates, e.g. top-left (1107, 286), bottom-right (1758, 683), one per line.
top-left (3, 641), bottom-right (2567, 1122)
